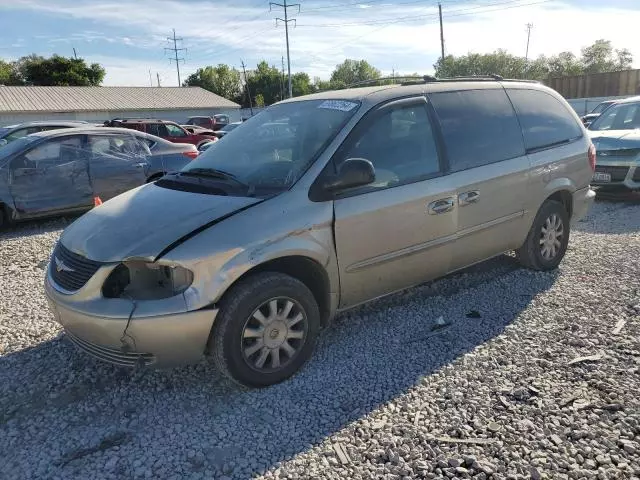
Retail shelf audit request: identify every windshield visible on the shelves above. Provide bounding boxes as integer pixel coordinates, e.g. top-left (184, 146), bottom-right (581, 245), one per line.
top-left (589, 102), bottom-right (640, 131)
top-left (179, 99), bottom-right (360, 192)
top-left (0, 127), bottom-right (10, 139)
top-left (0, 137), bottom-right (39, 165)
top-left (591, 102), bottom-right (612, 114)
top-left (221, 123), bottom-right (238, 132)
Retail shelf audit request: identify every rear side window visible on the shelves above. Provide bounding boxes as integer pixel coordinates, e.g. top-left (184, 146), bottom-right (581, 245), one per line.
top-left (147, 124), bottom-right (168, 137)
top-left (429, 89), bottom-right (525, 172)
top-left (507, 89), bottom-right (582, 152)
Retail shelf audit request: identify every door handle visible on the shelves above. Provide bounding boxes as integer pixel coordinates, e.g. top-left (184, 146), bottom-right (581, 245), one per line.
top-left (428, 197), bottom-right (455, 215)
top-left (458, 190), bottom-right (480, 206)
top-left (133, 162), bottom-right (148, 168)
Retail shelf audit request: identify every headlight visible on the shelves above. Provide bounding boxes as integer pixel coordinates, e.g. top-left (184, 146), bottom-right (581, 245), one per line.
top-left (102, 261), bottom-right (193, 300)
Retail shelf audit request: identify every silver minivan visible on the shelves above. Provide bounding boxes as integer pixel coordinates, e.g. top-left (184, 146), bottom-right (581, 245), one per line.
top-left (45, 78), bottom-right (596, 387)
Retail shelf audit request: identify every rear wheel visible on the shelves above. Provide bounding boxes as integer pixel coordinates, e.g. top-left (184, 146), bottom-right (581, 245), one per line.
top-left (209, 272), bottom-right (320, 388)
top-left (516, 200), bottom-right (570, 271)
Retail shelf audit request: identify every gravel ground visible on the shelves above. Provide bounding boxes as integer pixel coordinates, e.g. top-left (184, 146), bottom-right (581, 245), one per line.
top-left (0, 197), bottom-right (639, 480)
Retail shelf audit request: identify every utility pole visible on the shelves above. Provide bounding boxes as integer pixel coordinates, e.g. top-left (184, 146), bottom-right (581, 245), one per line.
top-left (241, 60), bottom-right (254, 116)
top-left (525, 23), bottom-right (534, 62)
top-left (438, 3), bottom-right (445, 64)
top-left (149, 69), bottom-right (153, 87)
top-left (165, 28), bottom-right (186, 86)
top-left (157, 73), bottom-right (161, 87)
top-left (73, 48), bottom-right (78, 60)
top-left (270, 0), bottom-right (300, 98)
top-left (280, 56), bottom-right (286, 100)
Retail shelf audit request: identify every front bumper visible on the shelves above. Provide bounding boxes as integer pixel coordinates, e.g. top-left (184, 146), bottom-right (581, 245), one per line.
top-left (45, 270), bottom-right (218, 368)
top-left (571, 186), bottom-right (596, 224)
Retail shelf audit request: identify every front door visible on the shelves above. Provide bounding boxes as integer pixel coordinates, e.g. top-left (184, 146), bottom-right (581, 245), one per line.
top-left (331, 97), bottom-right (457, 308)
top-left (8, 135), bottom-right (93, 216)
top-left (88, 133), bottom-right (149, 201)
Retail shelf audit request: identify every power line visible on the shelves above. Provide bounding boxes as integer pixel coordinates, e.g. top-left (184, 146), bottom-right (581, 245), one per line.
top-left (296, 0), bottom-right (551, 27)
top-left (301, 0), bottom-right (550, 65)
top-left (165, 28), bottom-right (186, 86)
top-left (270, 0), bottom-right (300, 98)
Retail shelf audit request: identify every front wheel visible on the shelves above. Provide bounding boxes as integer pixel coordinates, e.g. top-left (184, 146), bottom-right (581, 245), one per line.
top-left (209, 272), bottom-right (320, 388)
top-left (516, 199), bottom-right (570, 271)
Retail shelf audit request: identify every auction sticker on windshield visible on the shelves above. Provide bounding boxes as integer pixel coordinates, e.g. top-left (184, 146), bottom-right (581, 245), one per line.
top-left (318, 100), bottom-right (359, 112)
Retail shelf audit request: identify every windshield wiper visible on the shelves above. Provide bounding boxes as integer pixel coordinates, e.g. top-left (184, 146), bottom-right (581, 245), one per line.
top-left (180, 167), bottom-right (256, 195)
top-left (182, 168), bottom-right (246, 185)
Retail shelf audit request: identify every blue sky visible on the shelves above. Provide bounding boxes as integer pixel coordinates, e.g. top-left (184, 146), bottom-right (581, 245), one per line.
top-left (0, 0), bottom-right (638, 86)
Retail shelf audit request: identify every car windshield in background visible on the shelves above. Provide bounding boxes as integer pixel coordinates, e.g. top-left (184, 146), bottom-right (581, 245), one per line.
top-left (589, 102), bottom-right (640, 131)
top-left (591, 102), bottom-right (612, 114)
top-left (0, 136), bottom-right (39, 165)
top-left (177, 99), bottom-right (360, 193)
top-left (220, 123), bottom-right (238, 132)
top-left (0, 127), bottom-right (10, 138)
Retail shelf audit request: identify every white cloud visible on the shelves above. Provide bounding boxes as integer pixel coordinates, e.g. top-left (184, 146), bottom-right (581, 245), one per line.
top-left (2, 0), bottom-right (639, 85)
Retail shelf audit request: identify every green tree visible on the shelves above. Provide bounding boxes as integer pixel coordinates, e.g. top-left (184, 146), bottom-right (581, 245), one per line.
top-left (291, 72), bottom-right (313, 97)
top-left (247, 61), bottom-right (283, 105)
top-left (313, 76), bottom-right (332, 91)
top-left (546, 52), bottom-right (583, 77)
top-left (581, 39), bottom-right (632, 73)
top-left (17, 54), bottom-right (105, 86)
top-left (183, 64), bottom-right (242, 100)
top-left (255, 93), bottom-right (265, 108)
top-left (435, 50), bottom-right (532, 79)
top-left (0, 60), bottom-right (22, 85)
top-left (329, 59), bottom-right (381, 88)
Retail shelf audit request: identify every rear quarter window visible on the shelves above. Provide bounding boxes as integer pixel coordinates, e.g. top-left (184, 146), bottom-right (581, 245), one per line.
top-left (428, 89), bottom-right (525, 172)
top-left (507, 89), bottom-right (582, 152)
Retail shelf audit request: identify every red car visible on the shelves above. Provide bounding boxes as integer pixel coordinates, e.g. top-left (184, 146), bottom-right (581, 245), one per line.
top-left (185, 114), bottom-right (230, 131)
top-left (104, 119), bottom-right (218, 149)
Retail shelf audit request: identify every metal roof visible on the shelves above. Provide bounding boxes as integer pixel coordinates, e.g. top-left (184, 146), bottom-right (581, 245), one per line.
top-left (0, 86), bottom-right (240, 113)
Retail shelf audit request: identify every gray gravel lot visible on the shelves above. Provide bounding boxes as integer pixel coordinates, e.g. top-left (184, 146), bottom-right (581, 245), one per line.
top-left (0, 197), bottom-right (639, 480)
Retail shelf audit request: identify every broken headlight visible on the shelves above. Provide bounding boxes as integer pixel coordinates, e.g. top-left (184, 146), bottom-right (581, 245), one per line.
top-left (102, 261), bottom-right (193, 300)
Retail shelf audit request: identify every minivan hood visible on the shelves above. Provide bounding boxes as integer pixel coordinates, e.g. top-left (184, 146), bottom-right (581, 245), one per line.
top-left (60, 183), bottom-right (261, 263)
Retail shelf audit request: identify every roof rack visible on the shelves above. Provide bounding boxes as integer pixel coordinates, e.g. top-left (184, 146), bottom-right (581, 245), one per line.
top-left (322, 74), bottom-right (541, 92)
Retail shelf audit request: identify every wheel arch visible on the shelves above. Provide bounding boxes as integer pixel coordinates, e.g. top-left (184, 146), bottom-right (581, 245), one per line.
top-left (216, 255), bottom-right (334, 327)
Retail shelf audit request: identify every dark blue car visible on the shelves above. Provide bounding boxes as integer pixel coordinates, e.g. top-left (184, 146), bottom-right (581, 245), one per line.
top-left (0, 127), bottom-right (198, 228)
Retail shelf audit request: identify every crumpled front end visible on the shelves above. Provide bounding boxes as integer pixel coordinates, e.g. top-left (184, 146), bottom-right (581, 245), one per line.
top-left (44, 241), bottom-right (218, 368)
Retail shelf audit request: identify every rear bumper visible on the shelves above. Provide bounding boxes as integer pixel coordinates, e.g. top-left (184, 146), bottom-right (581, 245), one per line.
top-left (592, 162), bottom-right (640, 190)
top-left (45, 274), bottom-right (217, 368)
top-left (572, 186), bottom-right (596, 224)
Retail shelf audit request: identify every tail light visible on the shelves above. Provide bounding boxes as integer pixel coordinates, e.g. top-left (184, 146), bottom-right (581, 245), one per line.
top-left (183, 150), bottom-right (198, 160)
top-left (588, 143), bottom-right (596, 171)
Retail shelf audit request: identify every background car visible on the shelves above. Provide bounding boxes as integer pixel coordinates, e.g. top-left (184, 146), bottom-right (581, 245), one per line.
top-left (212, 121), bottom-right (242, 139)
top-left (104, 118), bottom-right (217, 149)
top-left (581, 100), bottom-right (616, 126)
top-left (588, 96), bottom-right (640, 191)
top-left (185, 114), bottom-right (230, 131)
top-left (181, 125), bottom-right (217, 136)
top-left (0, 127), bottom-right (198, 227)
top-left (0, 121), bottom-right (90, 147)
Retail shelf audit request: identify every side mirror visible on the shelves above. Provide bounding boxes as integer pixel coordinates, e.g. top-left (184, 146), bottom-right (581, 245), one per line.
top-left (323, 158), bottom-right (375, 192)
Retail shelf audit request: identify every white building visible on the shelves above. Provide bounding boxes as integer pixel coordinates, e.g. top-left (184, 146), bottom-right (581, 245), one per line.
top-left (0, 86), bottom-right (241, 126)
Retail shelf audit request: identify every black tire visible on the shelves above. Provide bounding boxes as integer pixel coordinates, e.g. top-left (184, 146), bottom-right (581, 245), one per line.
top-left (209, 272), bottom-right (320, 388)
top-left (516, 199), bottom-right (570, 271)
top-left (0, 205), bottom-right (8, 230)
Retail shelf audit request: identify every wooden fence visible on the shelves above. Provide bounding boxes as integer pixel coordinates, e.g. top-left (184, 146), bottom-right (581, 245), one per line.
top-left (544, 69), bottom-right (640, 99)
